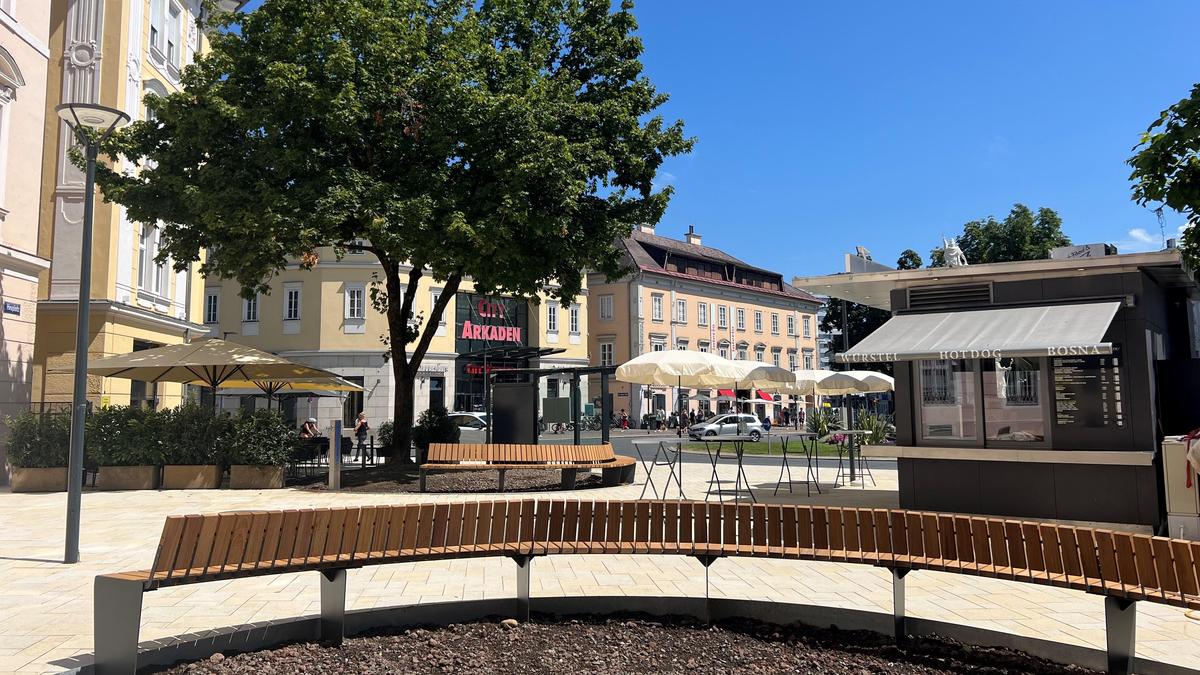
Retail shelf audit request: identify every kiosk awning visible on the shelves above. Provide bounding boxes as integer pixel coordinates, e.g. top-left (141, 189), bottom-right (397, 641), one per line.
top-left (836, 301), bottom-right (1122, 363)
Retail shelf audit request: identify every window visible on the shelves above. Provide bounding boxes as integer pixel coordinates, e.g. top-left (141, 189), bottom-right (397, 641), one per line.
top-left (651, 294), bottom-right (663, 321)
top-left (676, 340), bottom-right (688, 350)
top-left (651, 337), bottom-right (666, 352)
top-left (599, 294), bottom-right (613, 320)
top-left (770, 313), bottom-right (779, 335)
top-left (718, 306), bottom-right (728, 329)
top-left (150, 0), bottom-right (165, 54)
top-left (569, 304), bottom-right (580, 333)
top-left (431, 290), bottom-right (445, 325)
top-left (718, 341), bottom-right (729, 359)
top-left (242, 294), bottom-right (259, 322)
top-left (737, 342), bottom-right (748, 360)
top-left (344, 285), bottom-right (365, 319)
top-left (918, 359), bottom-right (977, 440)
top-left (203, 289), bottom-right (219, 324)
top-left (755, 345), bottom-right (765, 362)
top-left (803, 315), bottom-right (812, 338)
top-left (599, 341), bottom-right (614, 367)
top-left (166, 3), bottom-right (181, 67)
top-left (698, 302), bottom-right (708, 326)
top-left (284, 285), bottom-right (301, 320)
top-left (753, 311), bottom-right (763, 333)
top-left (675, 299), bottom-right (687, 324)
top-left (347, 238), bottom-right (367, 254)
top-left (788, 351), bottom-right (798, 371)
top-left (803, 351), bottom-right (813, 370)
top-left (547, 302), bottom-right (558, 332)
top-left (138, 224), bottom-right (168, 297)
top-left (735, 308), bottom-right (745, 330)
top-left (787, 315), bottom-right (796, 336)
top-left (982, 357), bottom-right (1045, 442)
top-left (698, 341), bottom-right (710, 353)
top-left (771, 348), bottom-right (781, 367)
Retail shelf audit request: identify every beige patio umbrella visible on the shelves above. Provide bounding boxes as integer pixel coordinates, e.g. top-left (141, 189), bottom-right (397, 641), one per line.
top-left (78, 338), bottom-right (345, 404)
top-left (215, 375), bottom-right (363, 409)
top-left (791, 369), bottom-right (839, 397)
top-left (616, 350), bottom-right (745, 435)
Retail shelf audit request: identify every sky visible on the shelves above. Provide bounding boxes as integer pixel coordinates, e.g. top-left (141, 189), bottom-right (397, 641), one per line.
top-left (242, 1), bottom-right (1200, 277)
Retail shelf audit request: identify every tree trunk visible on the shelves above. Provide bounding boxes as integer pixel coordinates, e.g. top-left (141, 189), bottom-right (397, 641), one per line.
top-left (393, 361), bottom-right (416, 464)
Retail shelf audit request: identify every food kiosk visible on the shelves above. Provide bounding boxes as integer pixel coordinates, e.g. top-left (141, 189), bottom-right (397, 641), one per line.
top-left (795, 249), bottom-right (1200, 530)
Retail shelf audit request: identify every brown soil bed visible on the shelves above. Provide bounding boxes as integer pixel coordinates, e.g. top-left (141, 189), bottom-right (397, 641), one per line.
top-left (291, 462), bottom-right (604, 493)
top-left (153, 614), bottom-right (1095, 674)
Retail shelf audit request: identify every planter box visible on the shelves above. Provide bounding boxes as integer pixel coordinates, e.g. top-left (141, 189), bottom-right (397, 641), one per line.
top-left (162, 465), bottom-right (222, 489)
top-left (229, 465), bottom-right (284, 489)
top-left (10, 467), bottom-right (68, 492)
top-left (97, 465), bottom-right (158, 491)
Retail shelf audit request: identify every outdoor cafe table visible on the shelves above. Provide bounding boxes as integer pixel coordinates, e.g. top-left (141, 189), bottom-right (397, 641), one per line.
top-left (766, 431), bottom-right (821, 497)
top-left (833, 429), bottom-right (874, 488)
top-left (700, 435), bottom-right (758, 503)
top-left (631, 438), bottom-right (686, 500)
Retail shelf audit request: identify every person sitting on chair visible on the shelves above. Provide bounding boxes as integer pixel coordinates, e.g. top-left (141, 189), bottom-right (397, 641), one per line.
top-left (299, 418), bottom-right (320, 438)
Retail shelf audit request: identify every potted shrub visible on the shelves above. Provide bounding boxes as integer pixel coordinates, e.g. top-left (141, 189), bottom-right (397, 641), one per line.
top-left (6, 411), bottom-right (71, 492)
top-left (223, 409), bottom-right (297, 489)
top-left (160, 404), bottom-right (230, 489)
top-left (411, 406), bottom-right (460, 465)
top-left (375, 420), bottom-right (394, 460)
top-left (89, 406), bottom-right (163, 490)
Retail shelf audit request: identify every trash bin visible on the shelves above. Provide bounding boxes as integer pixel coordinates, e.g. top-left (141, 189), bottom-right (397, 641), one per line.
top-left (1162, 436), bottom-right (1200, 539)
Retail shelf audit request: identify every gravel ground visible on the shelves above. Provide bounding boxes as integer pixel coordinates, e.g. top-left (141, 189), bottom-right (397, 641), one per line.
top-left (291, 462), bottom-right (604, 493)
top-left (153, 614), bottom-right (1096, 675)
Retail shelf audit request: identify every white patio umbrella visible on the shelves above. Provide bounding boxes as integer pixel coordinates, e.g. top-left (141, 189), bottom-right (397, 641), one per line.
top-left (791, 369), bottom-right (838, 396)
top-left (843, 370), bottom-right (894, 393)
top-left (616, 350), bottom-right (746, 435)
top-left (214, 375), bottom-right (364, 409)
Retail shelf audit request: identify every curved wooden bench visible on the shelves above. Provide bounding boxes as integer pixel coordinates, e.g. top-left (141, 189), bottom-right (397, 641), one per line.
top-left (419, 443), bottom-right (635, 491)
top-left (95, 500), bottom-right (1200, 674)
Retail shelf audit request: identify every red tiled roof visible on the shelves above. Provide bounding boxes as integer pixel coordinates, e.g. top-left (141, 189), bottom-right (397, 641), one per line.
top-left (635, 263), bottom-right (821, 304)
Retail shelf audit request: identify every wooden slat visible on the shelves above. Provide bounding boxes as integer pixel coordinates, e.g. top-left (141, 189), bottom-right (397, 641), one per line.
top-left (564, 501), bottom-right (582, 553)
top-left (414, 503), bottom-right (437, 553)
top-left (1132, 535), bottom-right (1158, 595)
top-left (257, 511), bottom-right (286, 568)
top-left (205, 514), bottom-right (240, 573)
top-left (827, 509), bottom-right (845, 559)
top-left (1150, 537), bottom-right (1177, 599)
top-left (1171, 540), bottom-right (1199, 597)
top-left (889, 511), bottom-right (908, 565)
top-left (240, 512), bottom-right (271, 569)
top-left (169, 515), bottom-right (207, 577)
top-left (505, 501), bottom-right (525, 548)
top-left (921, 514), bottom-right (940, 568)
top-left (191, 514), bottom-right (224, 572)
top-left (576, 501), bottom-right (594, 554)
top-left (1004, 522), bottom-right (1026, 575)
top-left (634, 502), bottom-right (651, 552)
top-left (811, 507), bottom-right (829, 553)
top-left (665, 501), bottom-right (681, 548)
top-left (445, 503), bottom-right (465, 552)
top-left (905, 512), bottom-right (924, 565)
top-left (589, 502), bottom-right (607, 554)
top-left (649, 502), bottom-right (665, 551)
top-left (873, 510), bottom-right (893, 565)
top-left (737, 504), bottom-right (753, 551)
top-left (606, 501), bottom-right (623, 553)
top-left (1111, 533), bottom-right (1141, 595)
top-left (150, 517), bottom-right (187, 579)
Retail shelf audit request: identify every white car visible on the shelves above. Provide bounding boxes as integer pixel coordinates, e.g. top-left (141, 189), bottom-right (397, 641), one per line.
top-left (448, 412), bottom-right (489, 443)
top-left (688, 413), bottom-right (764, 441)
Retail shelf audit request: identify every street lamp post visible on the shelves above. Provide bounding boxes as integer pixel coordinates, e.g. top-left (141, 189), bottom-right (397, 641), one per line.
top-left (56, 103), bottom-right (130, 564)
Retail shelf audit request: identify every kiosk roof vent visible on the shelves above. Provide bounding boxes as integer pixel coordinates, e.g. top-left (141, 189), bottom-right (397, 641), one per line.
top-left (907, 283), bottom-right (992, 310)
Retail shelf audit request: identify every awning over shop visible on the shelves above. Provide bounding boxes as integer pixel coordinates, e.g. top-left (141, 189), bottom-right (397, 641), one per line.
top-left (835, 301), bottom-right (1122, 363)
top-left (756, 389), bottom-right (775, 401)
top-left (717, 389), bottom-right (735, 398)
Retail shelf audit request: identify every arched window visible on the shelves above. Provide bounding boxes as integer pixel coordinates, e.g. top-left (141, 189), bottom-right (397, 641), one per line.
top-left (0, 46), bottom-right (24, 211)
top-left (142, 78), bottom-right (170, 122)
top-left (718, 340), bottom-right (730, 360)
top-left (736, 341), bottom-right (749, 361)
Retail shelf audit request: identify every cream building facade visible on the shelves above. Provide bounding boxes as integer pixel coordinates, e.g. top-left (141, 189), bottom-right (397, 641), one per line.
top-left (203, 248), bottom-right (590, 428)
top-left (589, 225), bottom-right (822, 422)
top-left (0, 1), bottom-right (54, 484)
top-left (31, 0), bottom-right (241, 411)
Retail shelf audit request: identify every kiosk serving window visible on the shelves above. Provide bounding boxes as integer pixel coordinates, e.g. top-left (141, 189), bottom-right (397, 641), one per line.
top-left (918, 359), bottom-right (976, 440)
top-left (982, 357), bottom-right (1046, 442)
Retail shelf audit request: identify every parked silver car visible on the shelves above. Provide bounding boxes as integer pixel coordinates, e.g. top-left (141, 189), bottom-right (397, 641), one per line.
top-left (448, 412), bottom-right (489, 443)
top-left (688, 413), bottom-right (763, 441)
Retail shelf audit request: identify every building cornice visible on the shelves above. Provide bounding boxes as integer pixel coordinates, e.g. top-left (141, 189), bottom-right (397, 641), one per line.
top-left (38, 299), bottom-right (205, 337)
top-left (0, 10), bottom-right (50, 58)
top-left (0, 244), bottom-right (50, 280)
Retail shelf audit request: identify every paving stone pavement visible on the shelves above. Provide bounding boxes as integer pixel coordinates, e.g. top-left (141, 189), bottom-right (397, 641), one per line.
top-left (2, 458), bottom-right (1199, 673)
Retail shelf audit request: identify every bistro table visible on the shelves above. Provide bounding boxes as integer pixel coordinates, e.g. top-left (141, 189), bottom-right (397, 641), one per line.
top-left (768, 431), bottom-right (821, 497)
top-left (700, 435), bottom-right (757, 503)
top-left (833, 430), bottom-right (875, 488)
top-left (632, 438), bottom-right (686, 500)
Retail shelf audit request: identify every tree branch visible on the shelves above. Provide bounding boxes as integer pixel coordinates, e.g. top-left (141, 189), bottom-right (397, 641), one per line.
top-left (409, 272), bottom-right (462, 369)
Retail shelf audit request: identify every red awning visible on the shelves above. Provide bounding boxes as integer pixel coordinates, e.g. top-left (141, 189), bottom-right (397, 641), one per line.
top-left (717, 389), bottom-right (735, 398)
top-left (756, 389), bottom-right (774, 401)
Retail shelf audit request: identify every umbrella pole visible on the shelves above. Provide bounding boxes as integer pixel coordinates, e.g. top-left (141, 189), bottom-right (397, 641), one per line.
top-left (677, 376), bottom-right (682, 438)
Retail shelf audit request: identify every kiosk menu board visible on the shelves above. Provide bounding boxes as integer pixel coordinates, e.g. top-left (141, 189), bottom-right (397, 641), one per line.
top-left (1052, 352), bottom-right (1124, 428)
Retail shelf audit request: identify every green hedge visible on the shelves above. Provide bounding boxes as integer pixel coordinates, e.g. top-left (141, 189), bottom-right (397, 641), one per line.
top-left (6, 406), bottom-right (297, 468)
top-left (5, 412), bottom-right (71, 468)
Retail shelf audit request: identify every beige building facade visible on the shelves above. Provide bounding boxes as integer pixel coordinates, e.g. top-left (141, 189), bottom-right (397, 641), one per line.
top-left (0, 1), bottom-right (54, 484)
top-left (589, 225), bottom-right (822, 422)
top-left (203, 248), bottom-right (590, 428)
top-left (30, 0), bottom-right (241, 412)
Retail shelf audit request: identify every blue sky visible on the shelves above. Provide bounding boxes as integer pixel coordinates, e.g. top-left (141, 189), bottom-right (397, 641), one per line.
top-left (242, 1), bottom-right (1200, 276)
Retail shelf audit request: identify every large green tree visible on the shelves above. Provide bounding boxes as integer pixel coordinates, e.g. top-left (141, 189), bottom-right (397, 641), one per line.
top-left (895, 248), bottom-right (923, 270)
top-left (1129, 82), bottom-right (1200, 267)
top-left (96, 0), bottom-right (693, 455)
top-left (955, 204), bottom-right (1070, 264)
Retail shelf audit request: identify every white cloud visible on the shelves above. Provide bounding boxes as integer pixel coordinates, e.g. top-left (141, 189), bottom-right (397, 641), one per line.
top-left (652, 171), bottom-right (676, 190)
top-left (1127, 228), bottom-right (1155, 244)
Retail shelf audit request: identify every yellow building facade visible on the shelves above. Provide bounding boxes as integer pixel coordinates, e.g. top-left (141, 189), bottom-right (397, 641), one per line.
top-left (31, 0), bottom-right (240, 409)
top-left (204, 247), bottom-right (590, 428)
top-left (589, 225), bottom-right (822, 421)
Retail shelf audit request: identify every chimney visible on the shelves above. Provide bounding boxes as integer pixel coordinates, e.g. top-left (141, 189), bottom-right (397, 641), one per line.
top-left (637, 223), bottom-right (656, 235)
top-left (684, 224), bottom-right (701, 246)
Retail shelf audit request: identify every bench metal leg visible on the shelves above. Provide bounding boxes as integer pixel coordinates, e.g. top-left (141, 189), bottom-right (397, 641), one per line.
top-left (694, 555), bottom-right (720, 624)
top-left (1105, 597), bottom-right (1136, 675)
top-left (560, 468), bottom-right (578, 490)
top-left (418, 469), bottom-right (427, 493)
top-left (511, 555), bottom-right (533, 621)
top-left (94, 576), bottom-right (144, 675)
top-left (498, 469), bottom-right (507, 492)
top-left (892, 568), bottom-right (909, 642)
top-left (320, 569), bottom-right (347, 645)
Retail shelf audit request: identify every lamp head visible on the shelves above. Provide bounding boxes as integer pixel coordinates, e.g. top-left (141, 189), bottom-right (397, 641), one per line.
top-left (55, 103), bottom-right (130, 137)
